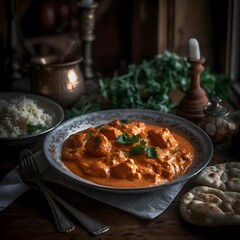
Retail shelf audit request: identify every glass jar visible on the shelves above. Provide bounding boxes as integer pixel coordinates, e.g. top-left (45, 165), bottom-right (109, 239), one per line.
top-left (199, 96), bottom-right (236, 144)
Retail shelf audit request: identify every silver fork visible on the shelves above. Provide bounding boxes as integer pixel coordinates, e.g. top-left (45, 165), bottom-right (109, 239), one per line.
top-left (19, 149), bottom-right (110, 236)
top-left (19, 149), bottom-right (75, 233)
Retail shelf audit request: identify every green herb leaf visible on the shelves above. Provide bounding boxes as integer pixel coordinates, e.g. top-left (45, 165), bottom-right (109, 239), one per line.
top-left (129, 145), bottom-right (145, 156)
top-left (129, 140), bottom-right (146, 156)
top-left (145, 146), bottom-right (157, 158)
top-left (140, 140), bottom-right (146, 146)
top-left (116, 133), bottom-right (139, 144)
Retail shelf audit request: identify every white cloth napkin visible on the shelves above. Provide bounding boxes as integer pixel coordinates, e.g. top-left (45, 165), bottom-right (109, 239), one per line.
top-left (0, 151), bottom-right (187, 219)
top-left (0, 166), bottom-right (29, 211)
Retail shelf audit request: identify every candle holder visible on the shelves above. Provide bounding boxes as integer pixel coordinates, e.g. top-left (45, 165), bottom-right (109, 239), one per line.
top-left (177, 57), bottom-right (209, 123)
top-left (77, 1), bottom-right (99, 81)
top-left (3, 0), bottom-right (23, 90)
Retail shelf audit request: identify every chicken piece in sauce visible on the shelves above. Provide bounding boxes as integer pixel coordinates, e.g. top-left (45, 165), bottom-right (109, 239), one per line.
top-left (155, 148), bottom-right (184, 178)
top-left (109, 120), bottom-right (145, 135)
top-left (62, 127), bottom-right (101, 161)
top-left (83, 161), bottom-right (110, 178)
top-left (159, 162), bottom-right (176, 179)
top-left (99, 126), bottom-right (123, 140)
top-left (62, 147), bottom-right (85, 162)
top-left (148, 128), bottom-right (179, 149)
top-left (65, 127), bottom-right (97, 148)
top-left (156, 148), bottom-right (175, 162)
top-left (85, 133), bottom-right (112, 157)
top-left (143, 172), bottom-right (160, 183)
top-left (110, 159), bottom-right (141, 180)
top-left (103, 150), bottom-right (127, 166)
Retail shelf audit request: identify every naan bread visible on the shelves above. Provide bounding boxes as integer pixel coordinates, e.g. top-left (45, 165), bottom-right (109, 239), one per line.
top-left (195, 162), bottom-right (240, 192)
top-left (180, 186), bottom-right (240, 226)
top-left (180, 162), bottom-right (240, 226)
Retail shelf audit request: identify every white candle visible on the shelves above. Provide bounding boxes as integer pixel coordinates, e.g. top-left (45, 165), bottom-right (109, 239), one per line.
top-left (188, 38), bottom-right (201, 60)
top-left (81, 0), bottom-right (94, 4)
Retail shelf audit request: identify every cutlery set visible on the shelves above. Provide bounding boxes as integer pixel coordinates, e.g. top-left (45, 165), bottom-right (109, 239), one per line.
top-left (18, 149), bottom-right (109, 235)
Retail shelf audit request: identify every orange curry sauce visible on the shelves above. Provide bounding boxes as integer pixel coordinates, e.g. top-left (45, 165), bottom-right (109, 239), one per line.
top-left (62, 120), bottom-right (194, 188)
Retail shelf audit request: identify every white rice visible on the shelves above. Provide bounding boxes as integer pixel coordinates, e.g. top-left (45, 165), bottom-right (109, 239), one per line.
top-left (0, 95), bottom-right (53, 138)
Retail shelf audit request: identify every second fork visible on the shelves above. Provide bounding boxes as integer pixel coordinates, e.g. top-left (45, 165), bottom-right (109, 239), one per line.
top-left (19, 150), bottom-right (75, 233)
top-left (19, 149), bottom-right (110, 235)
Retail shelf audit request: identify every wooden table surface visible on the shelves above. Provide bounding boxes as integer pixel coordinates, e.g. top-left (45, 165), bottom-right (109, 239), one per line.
top-left (0, 140), bottom-right (240, 240)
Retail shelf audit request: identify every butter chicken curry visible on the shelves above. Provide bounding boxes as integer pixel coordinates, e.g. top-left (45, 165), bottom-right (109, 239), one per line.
top-left (62, 120), bottom-right (194, 188)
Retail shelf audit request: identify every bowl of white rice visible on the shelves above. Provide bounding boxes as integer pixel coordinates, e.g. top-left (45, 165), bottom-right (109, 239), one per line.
top-left (0, 92), bottom-right (64, 146)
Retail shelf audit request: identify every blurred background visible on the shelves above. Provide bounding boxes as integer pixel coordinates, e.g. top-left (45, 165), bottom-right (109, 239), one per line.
top-left (0, 0), bottom-right (239, 105)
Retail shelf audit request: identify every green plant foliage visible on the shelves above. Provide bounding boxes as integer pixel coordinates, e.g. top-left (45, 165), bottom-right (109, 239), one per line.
top-left (65, 50), bottom-right (231, 119)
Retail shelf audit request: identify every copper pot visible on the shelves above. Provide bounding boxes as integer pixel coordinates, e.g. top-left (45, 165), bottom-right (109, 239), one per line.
top-left (30, 55), bottom-right (85, 108)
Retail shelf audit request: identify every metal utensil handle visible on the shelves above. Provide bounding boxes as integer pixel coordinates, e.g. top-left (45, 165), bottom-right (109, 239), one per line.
top-left (37, 183), bottom-right (75, 233)
top-left (43, 185), bottom-right (109, 235)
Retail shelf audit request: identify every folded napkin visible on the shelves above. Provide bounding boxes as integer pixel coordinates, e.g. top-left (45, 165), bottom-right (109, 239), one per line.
top-left (0, 166), bottom-right (29, 211)
top-left (0, 151), bottom-right (187, 219)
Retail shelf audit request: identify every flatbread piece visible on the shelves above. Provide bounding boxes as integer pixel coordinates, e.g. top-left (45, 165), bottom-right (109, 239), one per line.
top-left (180, 162), bottom-right (240, 226)
top-left (180, 186), bottom-right (240, 226)
top-left (195, 162), bottom-right (240, 192)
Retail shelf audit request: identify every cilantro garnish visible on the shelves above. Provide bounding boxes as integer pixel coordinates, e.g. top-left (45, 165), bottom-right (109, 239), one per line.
top-left (129, 145), bottom-right (145, 156)
top-left (130, 140), bottom-right (157, 158)
top-left (116, 134), bottom-right (157, 158)
top-left (116, 133), bottom-right (139, 144)
top-left (145, 146), bottom-right (158, 158)
top-left (129, 140), bottom-right (143, 156)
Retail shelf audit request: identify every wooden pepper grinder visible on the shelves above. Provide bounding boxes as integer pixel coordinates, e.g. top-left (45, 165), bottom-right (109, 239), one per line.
top-left (177, 38), bottom-right (209, 124)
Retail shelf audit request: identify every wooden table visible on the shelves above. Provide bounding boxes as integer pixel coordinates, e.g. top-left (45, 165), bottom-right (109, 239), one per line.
top-left (0, 140), bottom-right (240, 240)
